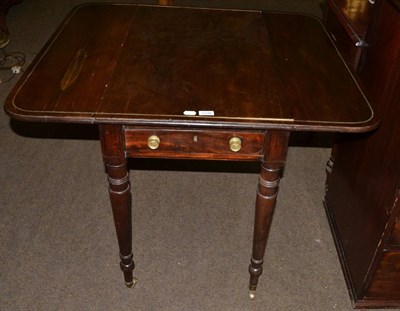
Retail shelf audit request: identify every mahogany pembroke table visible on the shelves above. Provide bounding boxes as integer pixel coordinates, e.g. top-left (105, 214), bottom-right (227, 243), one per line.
top-left (4, 4), bottom-right (377, 299)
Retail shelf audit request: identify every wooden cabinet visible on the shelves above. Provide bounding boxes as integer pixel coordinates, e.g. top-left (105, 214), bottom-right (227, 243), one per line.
top-left (324, 0), bottom-right (400, 308)
top-left (324, 0), bottom-right (373, 72)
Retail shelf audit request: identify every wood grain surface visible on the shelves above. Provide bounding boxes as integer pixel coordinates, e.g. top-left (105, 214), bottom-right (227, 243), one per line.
top-left (5, 4), bottom-right (377, 132)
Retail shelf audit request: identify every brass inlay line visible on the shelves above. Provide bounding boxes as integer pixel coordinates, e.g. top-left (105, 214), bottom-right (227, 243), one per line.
top-left (9, 8), bottom-right (375, 128)
top-left (258, 176), bottom-right (280, 188)
top-left (107, 173), bottom-right (129, 186)
top-left (257, 190), bottom-right (278, 200)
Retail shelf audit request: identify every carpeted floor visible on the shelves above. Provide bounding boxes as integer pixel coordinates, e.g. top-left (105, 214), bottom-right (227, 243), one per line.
top-left (0, 1), bottom-right (390, 310)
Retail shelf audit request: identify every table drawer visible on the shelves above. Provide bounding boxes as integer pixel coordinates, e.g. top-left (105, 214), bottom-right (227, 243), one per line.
top-left (124, 128), bottom-right (265, 160)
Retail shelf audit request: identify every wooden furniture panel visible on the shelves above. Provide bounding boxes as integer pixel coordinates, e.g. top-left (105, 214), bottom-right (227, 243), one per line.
top-left (388, 201), bottom-right (400, 248)
top-left (324, 0), bottom-right (400, 307)
top-left (124, 128), bottom-right (265, 160)
top-left (365, 252), bottom-right (400, 301)
top-left (324, 0), bottom-right (372, 72)
top-left (324, 6), bottom-right (364, 71)
top-left (6, 5), bottom-right (377, 133)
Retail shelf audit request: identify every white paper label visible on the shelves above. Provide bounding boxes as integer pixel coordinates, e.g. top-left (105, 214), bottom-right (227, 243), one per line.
top-left (183, 110), bottom-right (197, 116)
top-left (198, 110), bottom-right (215, 116)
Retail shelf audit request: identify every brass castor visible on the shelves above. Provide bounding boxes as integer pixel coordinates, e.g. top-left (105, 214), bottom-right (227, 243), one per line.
top-left (125, 278), bottom-right (138, 288)
top-left (249, 290), bottom-right (256, 300)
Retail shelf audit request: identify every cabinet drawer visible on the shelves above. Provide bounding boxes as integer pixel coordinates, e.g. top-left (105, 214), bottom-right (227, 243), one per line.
top-left (124, 128), bottom-right (265, 160)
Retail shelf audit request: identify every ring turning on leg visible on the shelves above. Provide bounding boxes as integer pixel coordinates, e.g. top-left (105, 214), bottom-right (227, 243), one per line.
top-left (106, 161), bottom-right (135, 287)
top-left (249, 164), bottom-right (283, 299)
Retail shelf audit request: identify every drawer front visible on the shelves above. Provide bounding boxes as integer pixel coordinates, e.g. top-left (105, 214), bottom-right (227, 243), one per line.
top-left (124, 128), bottom-right (265, 160)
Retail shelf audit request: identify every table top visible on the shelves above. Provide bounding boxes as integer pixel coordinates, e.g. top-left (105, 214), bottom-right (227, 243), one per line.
top-left (5, 4), bottom-right (377, 132)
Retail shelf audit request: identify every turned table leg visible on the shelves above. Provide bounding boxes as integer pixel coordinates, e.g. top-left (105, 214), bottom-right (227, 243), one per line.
top-left (249, 131), bottom-right (290, 299)
top-left (99, 125), bottom-right (136, 288)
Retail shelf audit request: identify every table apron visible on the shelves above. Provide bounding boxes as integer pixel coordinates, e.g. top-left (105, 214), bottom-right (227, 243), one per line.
top-left (124, 127), bottom-right (266, 161)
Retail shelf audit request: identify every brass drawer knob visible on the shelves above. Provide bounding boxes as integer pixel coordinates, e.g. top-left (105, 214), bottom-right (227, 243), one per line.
top-left (229, 137), bottom-right (241, 152)
top-left (147, 135), bottom-right (160, 150)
